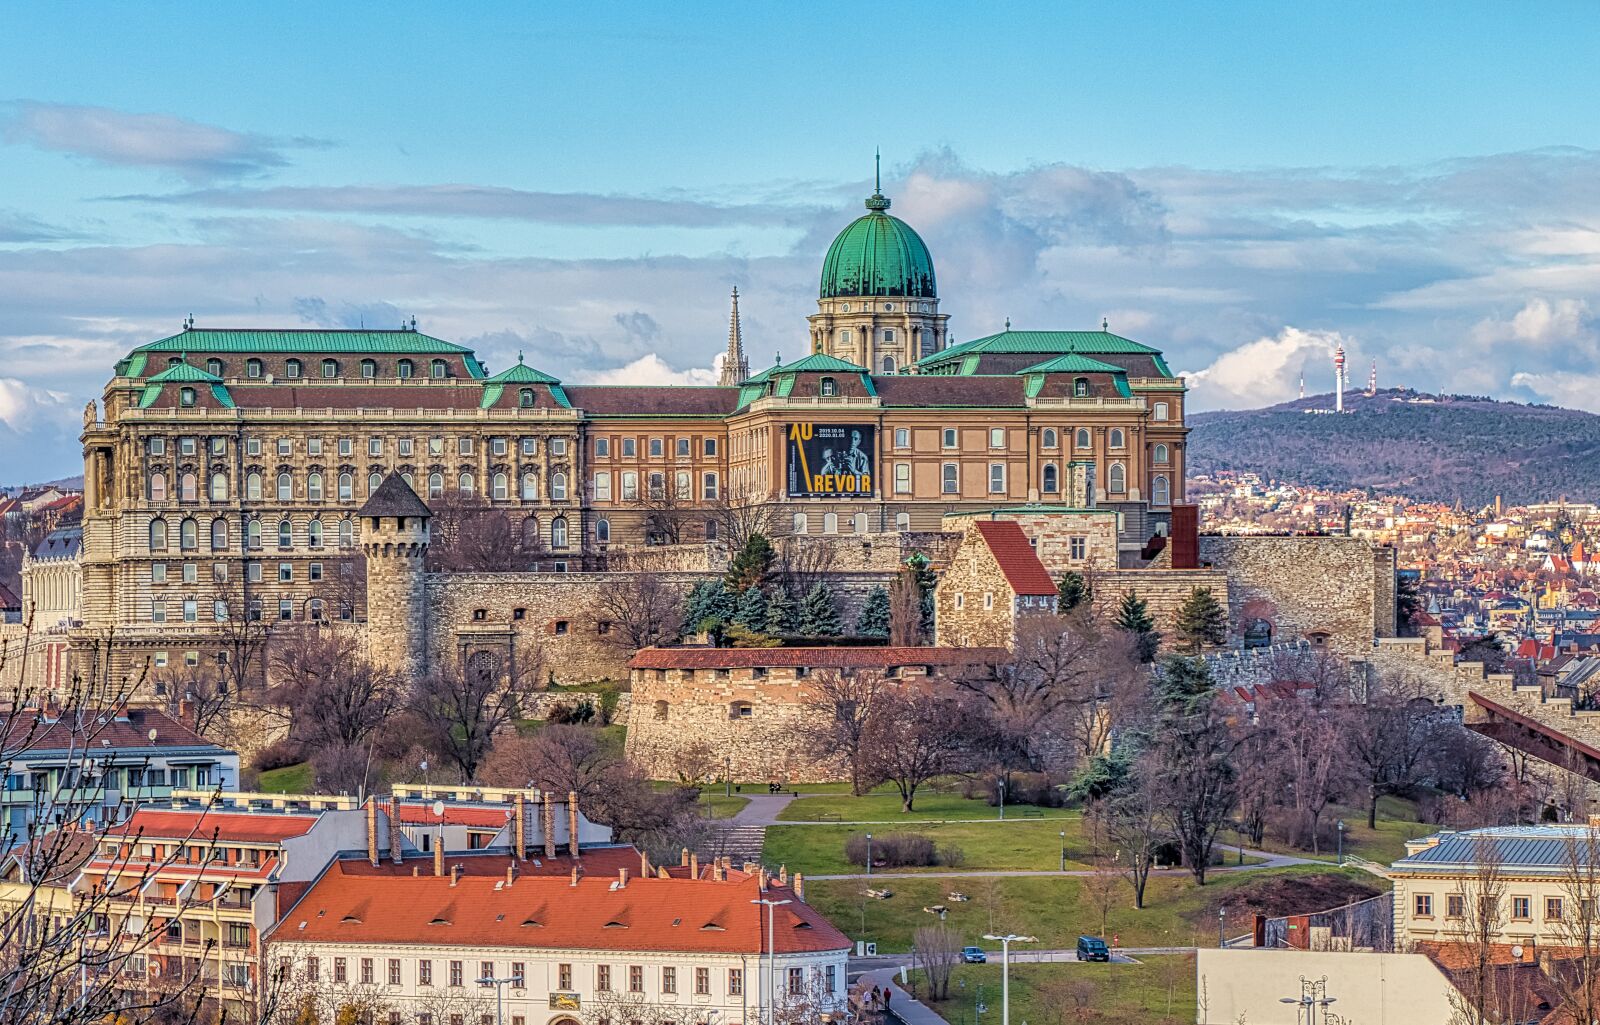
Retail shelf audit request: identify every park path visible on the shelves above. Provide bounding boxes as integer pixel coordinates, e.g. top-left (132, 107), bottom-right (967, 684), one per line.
top-left (807, 844), bottom-right (1317, 881)
top-left (710, 791), bottom-right (795, 864)
top-left (854, 966), bottom-right (948, 1025)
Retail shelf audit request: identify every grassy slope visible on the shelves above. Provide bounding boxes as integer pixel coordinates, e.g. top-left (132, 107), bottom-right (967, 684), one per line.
top-left (766, 820), bottom-right (1092, 876)
top-left (257, 762), bottom-right (313, 793)
top-left (913, 958), bottom-right (1196, 1025)
top-left (778, 791), bottom-right (1073, 822)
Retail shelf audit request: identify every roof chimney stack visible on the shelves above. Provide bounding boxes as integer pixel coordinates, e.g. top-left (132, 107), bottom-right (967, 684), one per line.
top-left (366, 801), bottom-right (379, 867)
top-left (680, 847), bottom-right (690, 867)
top-left (568, 790), bottom-right (580, 857)
top-left (542, 792), bottom-right (556, 859)
top-left (794, 872), bottom-right (805, 902)
top-left (514, 793), bottom-right (527, 862)
top-left (434, 838), bottom-right (444, 877)
top-left (389, 799), bottom-right (404, 865)
top-left (570, 865), bottom-right (580, 887)
top-left (450, 864), bottom-right (461, 887)
top-left (619, 867), bottom-right (629, 889)
top-left (690, 852), bottom-right (700, 878)
top-left (506, 864), bottom-right (515, 888)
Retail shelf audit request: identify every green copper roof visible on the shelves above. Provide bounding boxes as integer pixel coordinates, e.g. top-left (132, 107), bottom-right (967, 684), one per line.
top-left (146, 361), bottom-right (224, 384)
top-left (482, 358), bottom-right (561, 385)
top-left (132, 328), bottom-right (476, 355)
top-left (819, 192), bottom-right (936, 299)
top-left (918, 329), bottom-right (1172, 377)
top-left (137, 362), bottom-right (235, 408)
top-left (1019, 353), bottom-right (1129, 375)
top-left (776, 352), bottom-right (870, 374)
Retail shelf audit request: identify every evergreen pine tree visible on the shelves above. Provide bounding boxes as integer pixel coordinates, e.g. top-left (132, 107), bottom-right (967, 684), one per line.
top-left (798, 582), bottom-right (843, 637)
top-left (1154, 654), bottom-right (1217, 710)
top-left (1114, 590), bottom-right (1160, 663)
top-left (855, 585), bottom-right (891, 638)
top-left (686, 579), bottom-right (736, 633)
top-left (725, 532), bottom-right (775, 592)
top-left (683, 579), bottom-right (718, 629)
top-left (1057, 571), bottom-right (1090, 613)
top-left (907, 551), bottom-right (937, 637)
top-left (733, 585), bottom-right (768, 632)
top-left (765, 587), bottom-right (797, 635)
top-left (1173, 585), bottom-right (1228, 653)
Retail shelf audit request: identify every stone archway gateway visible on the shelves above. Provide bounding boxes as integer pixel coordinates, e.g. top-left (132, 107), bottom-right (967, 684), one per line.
top-left (549, 1016), bottom-right (582, 1025)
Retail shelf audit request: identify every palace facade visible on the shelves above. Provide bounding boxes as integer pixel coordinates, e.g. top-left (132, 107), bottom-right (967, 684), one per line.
top-left (74, 181), bottom-right (1188, 673)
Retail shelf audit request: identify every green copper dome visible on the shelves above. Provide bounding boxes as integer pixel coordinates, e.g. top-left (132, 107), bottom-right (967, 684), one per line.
top-left (819, 191), bottom-right (937, 300)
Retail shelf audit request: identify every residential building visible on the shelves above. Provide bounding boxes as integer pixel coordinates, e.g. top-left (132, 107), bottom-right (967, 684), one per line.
top-left (934, 519), bottom-right (1060, 647)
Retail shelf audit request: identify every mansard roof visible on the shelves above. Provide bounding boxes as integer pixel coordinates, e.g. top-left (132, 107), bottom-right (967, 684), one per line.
top-left (917, 328), bottom-right (1173, 377)
top-left (357, 473), bottom-right (432, 520)
top-left (131, 327), bottom-right (474, 355)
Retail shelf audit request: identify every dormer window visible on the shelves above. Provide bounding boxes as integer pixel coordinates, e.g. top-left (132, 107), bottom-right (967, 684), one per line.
top-left (206, 358), bottom-right (223, 377)
top-left (820, 377), bottom-right (838, 397)
top-left (361, 359), bottom-right (376, 378)
top-left (284, 359), bottom-right (302, 379)
top-left (246, 358), bottom-right (263, 379)
top-left (322, 359), bottom-right (338, 378)
top-left (397, 360), bottom-right (414, 379)
top-left (519, 389), bottom-right (534, 408)
top-left (179, 388), bottom-right (196, 407)
top-left (1073, 377), bottom-right (1090, 397)
top-left (431, 359), bottom-right (447, 379)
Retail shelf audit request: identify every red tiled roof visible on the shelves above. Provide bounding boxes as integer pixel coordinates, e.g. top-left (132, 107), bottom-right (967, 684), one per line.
top-left (275, 859), bottom-right (849, 954)
top-left (0, 706), bottom-right (224, 756)
top-left (339, 847), bottom-right (643, 879)
top-left (103, 809), bottom-right (320, 844)
top-left (629, 646), bottom-right (1007, 670)
top-left (972, 520), bottom-right (1057, 596)
top-left (394, 803), bottom-right (513, 828)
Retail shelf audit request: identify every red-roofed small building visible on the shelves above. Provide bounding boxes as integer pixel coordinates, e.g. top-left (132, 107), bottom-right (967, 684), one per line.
top-left (935, 518), bottom-right (1059, 647)
top-left (268, 853), bottom-right (849, 1025)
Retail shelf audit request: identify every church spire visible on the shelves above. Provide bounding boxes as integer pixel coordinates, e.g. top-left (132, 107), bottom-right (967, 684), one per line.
top-left (720, 287), bottom-right (750, 386)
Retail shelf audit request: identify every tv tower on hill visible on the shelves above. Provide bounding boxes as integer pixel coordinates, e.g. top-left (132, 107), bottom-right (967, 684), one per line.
top-left (1333, 344), bottom-right (1347, 413)
top-left (1367, 358), bottom-right (1377, 396)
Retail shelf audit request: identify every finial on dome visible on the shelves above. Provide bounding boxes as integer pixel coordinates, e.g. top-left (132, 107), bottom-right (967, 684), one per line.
top-left (1004, 317), bottom-right (1011, 331)
top-left (865, 149), bottom-right (890, 211)
top-left (1102, 317), bottom-right (1109, 331)
top-left (518, 350), bottom-right (525, 365)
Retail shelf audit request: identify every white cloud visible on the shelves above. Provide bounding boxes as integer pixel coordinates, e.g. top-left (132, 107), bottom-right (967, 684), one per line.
top-left (1180, 327), bottom-right (1350, 410)
top-left (585, 353), bottom-right (721, 387)
top-left (1511, 370), bottom-right (1600, 412)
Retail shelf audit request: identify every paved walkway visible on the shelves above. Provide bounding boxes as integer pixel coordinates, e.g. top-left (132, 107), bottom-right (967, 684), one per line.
top-left (855, 966), bottom-right (948, 1025)
top-left (729, 791), bottom-right (796, 825)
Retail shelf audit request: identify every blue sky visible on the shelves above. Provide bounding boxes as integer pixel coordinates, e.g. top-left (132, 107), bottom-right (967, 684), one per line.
top-left (3, 3), bottom-right (1600, 480)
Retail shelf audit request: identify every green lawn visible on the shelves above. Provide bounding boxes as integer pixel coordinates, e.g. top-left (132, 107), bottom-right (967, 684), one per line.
top-left (807, 866), bottom-right (1384, 953)
top-left (1242, 795), bottom-right (1436, 865)
top-left (257, 762), bottom-right (313, 793)
top-left (779, 790), bottom-right (1073, 822)
top-left (911, 958), bottom-right (1196, 1025)
top-left (699, 794), bottom-right (750, 819)
top-left (765, 819), bottom-right (1092, 876)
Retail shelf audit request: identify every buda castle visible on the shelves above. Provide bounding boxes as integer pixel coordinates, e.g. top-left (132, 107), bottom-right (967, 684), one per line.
top-left (72, 178), bottom-right (1189, 672)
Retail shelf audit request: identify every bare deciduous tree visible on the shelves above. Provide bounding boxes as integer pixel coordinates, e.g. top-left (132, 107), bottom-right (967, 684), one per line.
top-left (861, 684), bottom-right (975, 813)
top-left (587, 575), bottom-right (686, 651)
top-left (912, 924), bottom-right (960, 1002)
top-left (800, 669), bottom-right (888, 796)
top-left (413, 641), bottom-right (548, 782)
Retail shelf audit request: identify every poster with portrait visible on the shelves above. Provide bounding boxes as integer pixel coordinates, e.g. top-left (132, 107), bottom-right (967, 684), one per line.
top-left (786, 422), bottom-right (875, 497)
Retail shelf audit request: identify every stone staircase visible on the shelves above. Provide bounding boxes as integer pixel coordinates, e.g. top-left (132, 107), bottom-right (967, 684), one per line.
top-left (708, 822), bottom-right (768, 864)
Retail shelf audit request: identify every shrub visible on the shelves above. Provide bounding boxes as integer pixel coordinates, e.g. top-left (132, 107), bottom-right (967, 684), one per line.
top-left (547, 699), bottom-right (596, 725)
top-left (973, 771), bottom-right (1068, 808)
top-left (251, 738), bottom-right (304, 772)
top-left (937, 844), bottom-right (966, 868)
top-left (844, 831), bottom-right (938, 868)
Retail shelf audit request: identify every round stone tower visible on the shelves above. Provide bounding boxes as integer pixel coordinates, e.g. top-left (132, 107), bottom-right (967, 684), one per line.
top-left (358, 473), bottom-right (431, 678)
top-left (809, 165), bottom-right (949, 373)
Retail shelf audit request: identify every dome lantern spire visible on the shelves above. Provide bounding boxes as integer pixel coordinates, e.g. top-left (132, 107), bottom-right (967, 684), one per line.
top-left (865, 149), bottom-right (891, 211)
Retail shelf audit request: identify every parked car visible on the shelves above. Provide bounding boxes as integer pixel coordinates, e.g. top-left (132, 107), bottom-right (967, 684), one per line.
top-left (961, 946), bottom-right (987, 964)
top-left (1076, 936), bottom-right (1111, 962)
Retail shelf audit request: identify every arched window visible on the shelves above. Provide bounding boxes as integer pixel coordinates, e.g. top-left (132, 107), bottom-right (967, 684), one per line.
top-left (492, 472), bottom-right (508, 500)
top-left (1154, 444), bottom-right (1169, 464)
top-left (338, 519), bottom-right (353, 548)
top-left (206, 358), bottom-right (223, 377)
top-left (209, 472), bottom-right (227, 501)
top-left (550, 516), bottom-right (569, 549)
top-left (519, 389), bottom-right (534, 408)
top-left (307, 472), bottom-right (324, 502)
top-left (431, 359), bottom-right (447, 379)
top-left (148, 471), bottom-right (167, 502)
top-left (820, 377), bottom-right (838, 397)
top-left (309, 598), bottom-right (324, 621)
top-left (513, 473), bottom-right (532, 501)
top-left (823, 512), bottom-right (838, 534)
top-left (277, 473), bottom-right (292, 501)
top-left (401, 471), bottom-right (414, 490)
top-left (246, 519), bottom-right (262, 550)
top-left (308, 519), bottom-right (324, 548)
top-left (210, 518), bottom-right (228, 551)
top-left (149, 519), bottom-right (168, 551)
top-left (595, 518), bottom-right (610, 543)
top-left (1153, 475), bottom-right (1170, 505)
top-left (895, 512), bottom-right (910, 531)
top-left (361, 359), bottom-right (376, 379)
top-left (285, 359), bottom-right (302, 379)
top-left (179, 472), bottom-right (198, 502)
top-left (245, 472), bottom-right (261, 501)
top-left (882, 356), bottom-right (896, 373)
top-left (368, 472), bottom-right (382, 495)
top-left (428, 472), bottom-right (443, 499)
top-left (322, 359), bottom-right (338, 378)
top-left (1076, 428), bottom-right (1091, 449)
top-left (458, 472), bottom-right (474, 495)
top-left (551, 472), bottom-right (568, 501)
top-left (397, 359), bottom-right (414, 379)
top-left (246, 358), bottom-right (263, 379)
top-left (522, 516), bottom-right (540, 548)
top-left (1153, 401), bottom-right (1169, 421)
top-left (179, 518), bottom-right (198, 551)
top-left (793, 512), bottom-right (808, 534)
top-left (278, 519), bottom-right (293, 549)
top-left (1073, 377), bottom-right (1090, 397)
top-left (1110, 429), bottom-right (1125, 449)
top-left (1042, 428), bottom-right (1058, 449)
top-left (705, 519), bottom-right (719, 541)
top-left (852, 513), bottom-right (867, 535)
top-left (338, 472), bottom-right (353, 501)
top-left (1042, 463), bottom-right (1059, 493)
top-left (1109, 462), bottom-right (1126, 492)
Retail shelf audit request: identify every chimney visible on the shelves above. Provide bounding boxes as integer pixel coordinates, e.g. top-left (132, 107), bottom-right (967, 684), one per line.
top-left (177, 698), bottom-right (192, 725)
top-left (680, 847), bottom-right (690, 867)
top-left (779, 864), bottom-right (788, 885)
top-left (450, 864), bottom-right (461, 887)
top-left (619, 867), bottom-right (629, 889)
top-left (513, 793), bottom-right (527, 861)
top-left (714, 860), bottom-right (725, 882)
top-left (434, 838), bottom-right (444, 878)
top-left (365, 801), bottom-right (379, 867)
top-left (570, 866), bottom-right (580, 887)
top-left (690, 852), bottom-right (700, 878)
top-left (412, 865), bottom-right (419, 877)
top-left (389, 799), bottom-right (403, 865)
top-left (568, 790), bottom-right (580, 857)
top-left (640, 849), bottom-right (651, 877)
top-left (506, 864), bottom-right (515, 888)
top-left (1588, 814), bottom-right (1600, 829)
top-left (794, 872), bottom-right (805, 902)
top-left (542, 793), bottom-right (556, 859)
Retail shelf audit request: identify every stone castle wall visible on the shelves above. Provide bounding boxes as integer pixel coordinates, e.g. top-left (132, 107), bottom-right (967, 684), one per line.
top-left (1092, 568), bottom-right (1232, 650)
top-left (1197, 536), bottom-right (1393, 656)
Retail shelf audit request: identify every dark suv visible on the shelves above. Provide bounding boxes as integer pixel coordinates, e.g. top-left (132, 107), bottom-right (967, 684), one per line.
top-left (1076, 936), bottom-right (1110, 962)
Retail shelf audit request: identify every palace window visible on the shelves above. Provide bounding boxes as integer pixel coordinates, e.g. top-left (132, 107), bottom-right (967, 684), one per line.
top-left (989, 463), bottom-right (1006, 493)
top-left (149, 519), bottom-right (169, 552)
top-left (277, 473), bottom-right (292, 501)
top-left (674, 471), bottom-right (690, 500)
top-left (792, 512), bottom-right (808, 535)
top-left (246, 359), bottom-right (263, 379)
top-left (942, 428), bottom-right (957, 448)
top-left (247, 519), bottom-right (262, 550)
top-left (1071, 536), bottom-right (1087, 560)
top-left (1154, 443), bottom-right (1169, 463)
top-left (596, 518), bottom-right (611, 543)
top-left (339, 519), bottom-right (353, 548)
top-left (1153, 475), bottom-right (1170, 505)
top-left (702, 472), bottom-right (719, 500)
top-left (307, 472), bottom-right (323, 502)
top-left (429, 473), bottom-right (444, 499)
top-left (622, 438), bottom-right (636, 457)
top-left (338, 473), bottom-right (353, 501)
top-left (519, 388), bottom-right (534, 408)
top-left (1110, 429), bottom-right (1125, 449)
top-left (1153, 401), bottom-right (1169, 421)
top-left (180, 472), bottom-right (198, 502)
top-left (210, 519), bottom-right (229, 551)
top-left (278, 520), bottom-right (293, 549)
top-left (942, 463), bottom-right (958, 494)
top-left (322, 359), bottom-right (338, 378)
top-left (458, 472), bottom-right (475, 495)
top-left (551, 472), bottom-right (568, 501)
top-left (361, 359), bottom-right (376, 378)
top-left (1076, 428), bottom-right (1091, 449)
top-left (895, 428), bottom-right (909, 448)
top-left (823, 512), bottom-right (838, 534)
top-left (397, 360), bottom-right (413, 379)
top-left (990, 428), bottom-right (1005, 448)
top-left (493, 473), bottom-right (509, 501)
top-left (649, 438), bottom-right (663, 457)
top-left (894, 462), bottom-right (911, 494)
top-left (593, 472), bottom-right (611, 502)
top-left (308, 519), bottom-right (324, 548)
top-left (431, 359), bottom-right (447, 379)
top-left (1108, 462), bottom-right (1126, 493)
top-left (621, 472), bottom-right (638, 502)
top-left (1073, 377), bottom-right (1089, 397)
top-left (595, 437), bottom-right (610, 457)
top-left (285, 359), bottom-right (302, 379)
top-left (882, 356), bottom-right (896, 373)
top-left (179, 387), bottom-right (196, 407)
top-left (820, 376), bottom-right (838, 397)
top-left (1042, 463), bottom-right (1058, 493)
top-left (210, 472), bottom-right (228, 500)
top-left (206, 358), bottom-right (223, 377)
top-left (368, 472), bottom-right (382, 495)
top-left (149, 471), bottom-right (168, 502)
top-left (551, 517), bottom-right (569, 549)
top-left (179, 518), bottom-right (198, 550)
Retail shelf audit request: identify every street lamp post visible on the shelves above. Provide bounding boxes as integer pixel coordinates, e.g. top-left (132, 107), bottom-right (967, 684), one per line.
top-left (1279, 975), bottom-right (1337, 1025)
top-left (476, 975), bottom-right (516, 1025)
top-left (1336, 820), bottom-right (1346, 866)
top-left (752, 897), bottom-right (793, 1025)
top-left (726, 755), bottom-right (733, 799)
top-left (1218, 907), bottom-right (1226, 948)
top-left (997, 778), bottom-right (1006, 820)
top-left (982, 933), bottom-right (1035, 1025)
top-left (866, 833), bottom-right (873, 876)
top-left (1059, 831), bottom-right (1066, 873)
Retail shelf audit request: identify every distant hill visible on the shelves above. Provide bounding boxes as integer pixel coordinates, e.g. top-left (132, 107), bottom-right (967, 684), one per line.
top-left (1187, 389), bottom-right (1600, 507)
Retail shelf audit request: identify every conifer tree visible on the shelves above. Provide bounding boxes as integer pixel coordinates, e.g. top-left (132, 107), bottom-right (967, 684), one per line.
top-left (855, 585), bottom-right (891, 638)
top-left (685, 578), bottom-right (735, 633)
top-left (765, 587), bottom-right (797, 635)
top-left (725, 532), bottom-right (775, 592)
top-left (1114, 590), bottom-right (1160, 663)
top-left (907, 551), bottom-right (937, 637)
top-left (1173, 585), bottom-right (1228, 653)
top-left (1057, 571), bottom-right (1090, 613)
top-left (798, 582), bottom-right (843, 637)
top-left (733, 585), bottom-right (769, 632)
